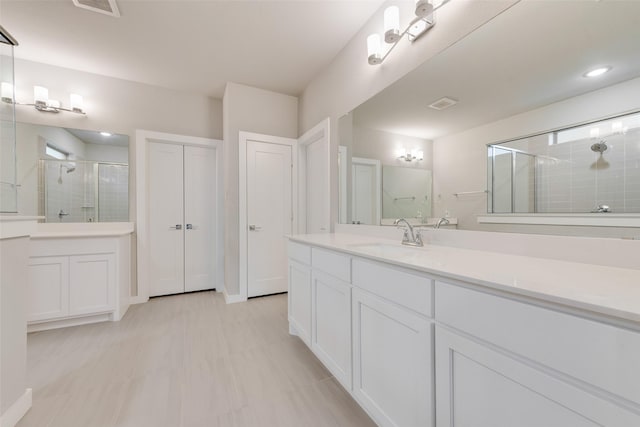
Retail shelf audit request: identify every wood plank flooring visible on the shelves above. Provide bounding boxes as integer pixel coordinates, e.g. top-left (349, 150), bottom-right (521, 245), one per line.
top-left (18, 292), bottom-right (376, 427)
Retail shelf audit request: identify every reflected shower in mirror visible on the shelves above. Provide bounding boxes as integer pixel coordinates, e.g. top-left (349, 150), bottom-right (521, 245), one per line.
top-left (487, 110), bottom-right (640, 214)
top-left (16, 122), bottom-right (129, 222)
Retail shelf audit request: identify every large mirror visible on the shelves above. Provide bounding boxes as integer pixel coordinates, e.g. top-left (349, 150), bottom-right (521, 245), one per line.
top-left (338, 0), bottom-right (640, 229)
top-left (16, 123), bottom-right (129, 222)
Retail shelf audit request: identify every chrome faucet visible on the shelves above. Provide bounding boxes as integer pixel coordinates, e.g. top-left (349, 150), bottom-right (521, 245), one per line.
top-left (591, 204), bottom-right (611, 213)
top-left (394, 218), bottom-right (423, 247)
top-left (434, 217), bottom-right (450, 229)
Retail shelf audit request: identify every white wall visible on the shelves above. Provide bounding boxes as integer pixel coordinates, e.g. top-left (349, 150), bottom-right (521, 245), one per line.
top-left (433, 75), bottom-right (640, 238)
top-left (298, 0), bottom-right (518, 230)
top-left (223, 82), bottom-right (298, 296)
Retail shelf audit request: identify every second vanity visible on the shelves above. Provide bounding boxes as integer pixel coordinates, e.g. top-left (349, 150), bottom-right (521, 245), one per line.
top-left (287, 231), bottom-right (640, 427)
top-left (27, 222), bottom-right (134, 332)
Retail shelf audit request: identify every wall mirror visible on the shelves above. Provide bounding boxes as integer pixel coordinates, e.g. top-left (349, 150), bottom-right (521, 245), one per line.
top-left (488, 110), bottom-right (640, 215)
top-left (338, 1), bottom-right (640, 230)
top-left (16, 122), bottom-right (129, 222)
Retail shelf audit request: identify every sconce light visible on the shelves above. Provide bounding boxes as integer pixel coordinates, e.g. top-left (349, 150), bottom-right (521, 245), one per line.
top-left (1, 83), bottom-right (86, 115)
top-left (367, 0), bottom-right (450, 66)
top-left (398, 147), bottom-right (424, 162)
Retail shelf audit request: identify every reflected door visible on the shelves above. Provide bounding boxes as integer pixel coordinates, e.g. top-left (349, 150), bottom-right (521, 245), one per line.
top-left (351, 157), bottom-right (380, 225)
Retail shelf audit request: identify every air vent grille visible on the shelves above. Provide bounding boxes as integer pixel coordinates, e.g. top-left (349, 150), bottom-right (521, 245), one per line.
top-left (428, 97), bottom-right (458, 110)
top-left (72, 0), bottom-right (120, 17)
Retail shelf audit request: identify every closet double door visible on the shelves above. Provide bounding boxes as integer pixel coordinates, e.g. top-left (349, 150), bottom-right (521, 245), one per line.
top-left (148, 142), bottom-right (217, 297)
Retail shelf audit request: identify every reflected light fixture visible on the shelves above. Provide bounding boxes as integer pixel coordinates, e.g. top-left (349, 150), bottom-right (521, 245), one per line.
top-left (584, 67), bottom-right (611, 78)
top-left (397, 147), bottom-right (424, 162)
top-left (100, 131), bottom-right (112, 137)
top-left (368, 0), bottom-right (451, 65)
top-left (1, 83), bottom-right (86, 115)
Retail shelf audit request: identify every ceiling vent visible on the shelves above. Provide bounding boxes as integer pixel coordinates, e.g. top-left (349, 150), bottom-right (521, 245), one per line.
top-left (72, 0), bottom-right (120, 17)
top-left (428, 97), bottom-right (458, 111)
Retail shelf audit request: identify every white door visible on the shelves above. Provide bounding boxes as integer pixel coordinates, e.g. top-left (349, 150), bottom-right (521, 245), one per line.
top-left (351, 157), bottom-right (380, 225)
top-left (184, 146), bottom-right (217, 292)
top-left (149, 142), bottom-right (185, 297)
top-left (299, 119), bottom-right (330, 234)
top-left (247, 140), bottom-right (292, 298)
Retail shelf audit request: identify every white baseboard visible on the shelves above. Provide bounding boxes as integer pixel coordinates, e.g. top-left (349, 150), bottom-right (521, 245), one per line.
top-left (129, 295), bottom-right (149, 305)
top-left (0, 388), bottom-right (32, 427)
top-left (28, 313), bottom-right (111, 333)
top-left (223, 289), bottom-right (247, 304)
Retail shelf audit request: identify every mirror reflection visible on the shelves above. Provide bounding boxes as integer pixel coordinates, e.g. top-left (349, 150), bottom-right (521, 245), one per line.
top-left (16, 123), bottom-right (129, 222)
top-left (339, 1), bottom-right (640, 229)
top-left (488, 110), bottom-right (640, 214)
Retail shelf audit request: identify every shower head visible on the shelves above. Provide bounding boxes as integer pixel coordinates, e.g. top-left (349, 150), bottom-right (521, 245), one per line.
top-left (60, 164), bottom-right (76, 173)
top-left (591, 140), bottom-right (608, 153)
top-left (66, 167), bottom-right (76, 173)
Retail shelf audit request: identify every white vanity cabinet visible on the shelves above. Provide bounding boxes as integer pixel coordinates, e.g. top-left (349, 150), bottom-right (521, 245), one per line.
top-left (435, 282), bottom-right (640, 427)
top-left (288, 242), bottom-right (312, 345)
top-left (27, 232), bottom-right (131, 331)
top-left (310, 248), bottom-right (352, 390)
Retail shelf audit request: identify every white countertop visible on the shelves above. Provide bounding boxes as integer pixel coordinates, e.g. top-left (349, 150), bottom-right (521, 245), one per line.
top-left (288, 233), bottom-right (640, 324)
top-left (31, 222), bottom-right (134, 238)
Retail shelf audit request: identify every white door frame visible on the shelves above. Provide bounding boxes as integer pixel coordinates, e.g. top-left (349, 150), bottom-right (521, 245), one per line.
top-left (298, 118), bottom-right (331, 234)
top-left (338, 145), bottom-right (348, 224)
top-left (239, 131), bottom-right (298, 301)
top-left (351, 156), bottom-right (381, 225)
top-left (135, 129), bottom-right (224, 304)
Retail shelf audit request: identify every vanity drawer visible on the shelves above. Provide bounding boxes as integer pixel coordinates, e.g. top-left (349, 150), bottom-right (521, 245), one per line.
top-left (352, 258), bottom-right (433, 317)
top-left (435, 281), bottom-right (640, 405)
top-left (312, 248), bottom-right (351, 283)
top-left (288, 241), bottom-right (311, 265)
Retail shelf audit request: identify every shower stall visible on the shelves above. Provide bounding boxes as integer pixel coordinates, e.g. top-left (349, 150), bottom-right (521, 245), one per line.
top-left (487, 110), bottom-right (640, 214)
top-left (39, 159), bottom-right (129, 222)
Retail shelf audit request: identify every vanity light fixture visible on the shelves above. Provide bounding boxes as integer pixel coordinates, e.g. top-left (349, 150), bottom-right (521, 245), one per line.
top-left (0, 83), bottom-right (86, 115)
top-left (584, 66), bottom-right (611, 78)
top-left (398, 147), bottom-right (424, 162)
top-left (367, 0), bottom-right (450, 65)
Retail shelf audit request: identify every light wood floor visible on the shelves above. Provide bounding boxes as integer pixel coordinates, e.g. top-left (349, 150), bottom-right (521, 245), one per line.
top-left (18, 291), bottom-right (376, 427)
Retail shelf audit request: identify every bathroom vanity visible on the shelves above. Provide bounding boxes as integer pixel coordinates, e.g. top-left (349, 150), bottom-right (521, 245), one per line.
top-left (27, 222), bottom-right (133, 332)
top-left (287, 231), bottom-right (640, 427)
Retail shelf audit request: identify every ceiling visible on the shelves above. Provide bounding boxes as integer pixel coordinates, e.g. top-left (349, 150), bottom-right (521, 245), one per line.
top-left (67, 128), bottom-right (129, 146)
top-left (1, 0), bottom-right (384, 98)
top-left (352, 0), bottom-right (640, 140)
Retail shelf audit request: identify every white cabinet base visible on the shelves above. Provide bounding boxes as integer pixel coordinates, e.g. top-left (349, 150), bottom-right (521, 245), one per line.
top-left (27, 313), bottom-right (114, 333)
top-left (0, 388), bottom-right (32, 427)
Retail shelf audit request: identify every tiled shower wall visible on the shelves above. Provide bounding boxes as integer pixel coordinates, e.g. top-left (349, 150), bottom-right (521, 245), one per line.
top-left (42, 161), bottom-right (128, 222)
top-left (536, 129), bottom-right (640, 213)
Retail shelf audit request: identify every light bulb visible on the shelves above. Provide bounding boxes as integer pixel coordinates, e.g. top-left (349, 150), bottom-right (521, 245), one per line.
top-left (367, 34), bottom-right (382, 65)
top-left (590, 128), bottom-right (600, 139)
top-left (417, 150), bottom-right (424, 160)
top-left (1, 82), bottom-right (13, 103)
top-left (384, 6), bottom-right (400, 43)
top-left (34, 86), bottom-right (49, 106)
top-left (611, 121), bottom-right (623, 134)
top-left (70, 93), bottom-right (84, 113)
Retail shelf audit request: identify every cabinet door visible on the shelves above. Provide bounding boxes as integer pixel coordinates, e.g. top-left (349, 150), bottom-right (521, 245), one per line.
top-left (69, 254), bottom-right (116, 316)
top-left (27, 256), bottom-right (69, 322)
top-left (288, 260), bottom-right (312, 345)
top-left (352, 288), bottom-right (433, 427)
top-left (435, 326), bottom-right (640, 427)
top-left (312, 270), bottom-right (351, 390)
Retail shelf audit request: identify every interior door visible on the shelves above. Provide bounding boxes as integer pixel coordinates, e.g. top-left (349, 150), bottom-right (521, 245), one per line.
top-left (148, 142), bottom-right (184, 297)
top-left (183, 145), bottom-right (216, 292)
top-left (306, 136), bottom-right (329, 233)
top-left (247, 140), bottom-right (292, 297)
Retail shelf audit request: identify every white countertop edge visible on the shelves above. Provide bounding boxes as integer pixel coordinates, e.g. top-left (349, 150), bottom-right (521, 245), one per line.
top-left (0, 216), bottom-right (41, 239)
top-left (478, 214), bottom-right (640, 227)
top-left (0, 215), bottom-right (45, 222)
top-left (288, 234), bottom-right (640, 325)
top-left (31, 231), bottom-right (134, 238)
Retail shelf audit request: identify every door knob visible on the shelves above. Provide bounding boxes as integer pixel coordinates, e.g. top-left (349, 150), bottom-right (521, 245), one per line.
top-left (249, 225), bottom-right (262, 231)
top-left (169, 224), bottom-right (182, 230)
top-left (186, 224), bottom-right (193, 230)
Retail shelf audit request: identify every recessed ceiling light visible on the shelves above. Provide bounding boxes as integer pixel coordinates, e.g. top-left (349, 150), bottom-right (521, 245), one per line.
top-left (584, 67), bottom-right (611, 78)
top-left (100, 132), bottom-right (112, 137)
